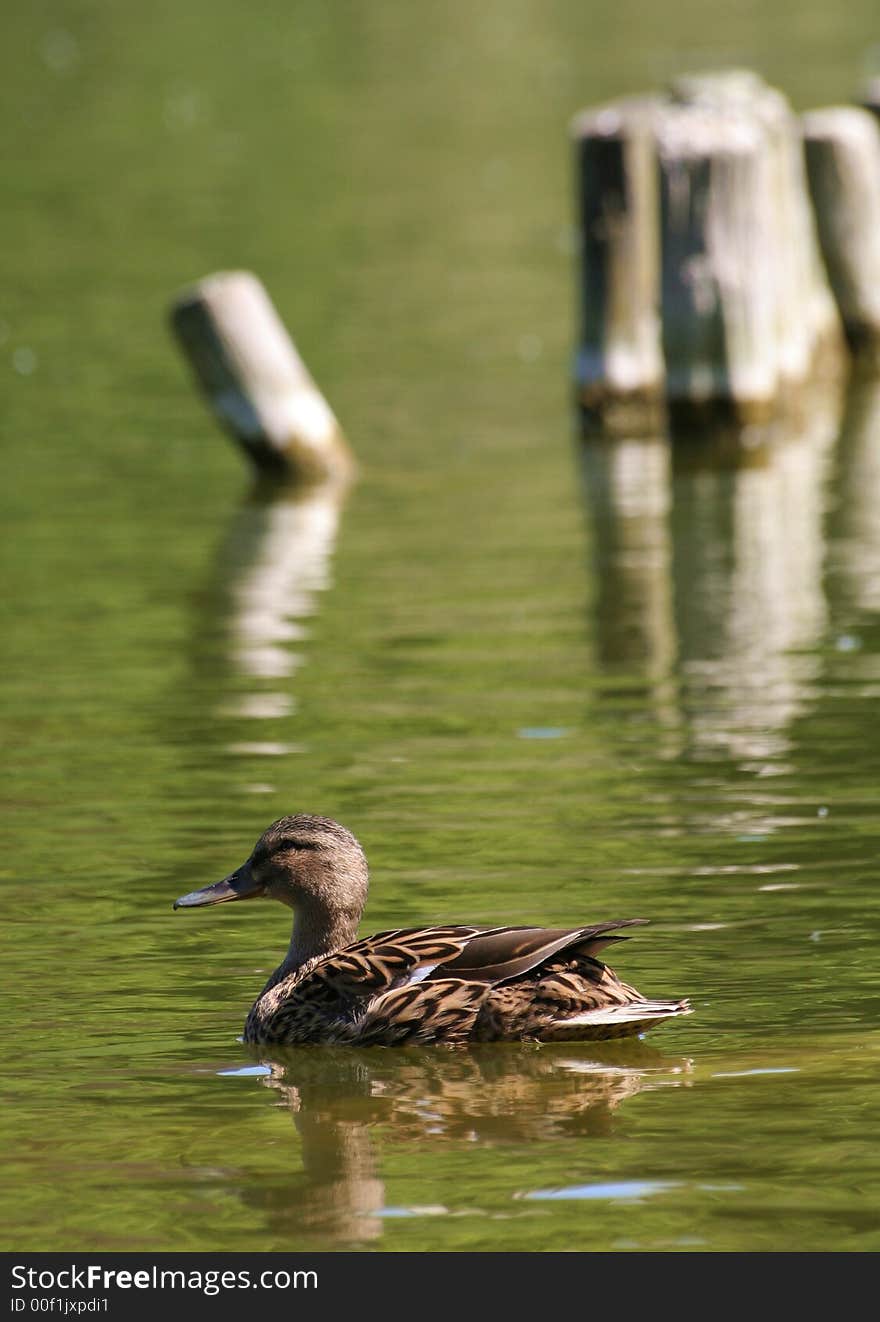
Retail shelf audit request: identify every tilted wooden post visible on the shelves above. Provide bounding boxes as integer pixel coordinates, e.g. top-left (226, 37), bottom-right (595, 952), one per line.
top-left (170, 271), bottom-right (355, 485)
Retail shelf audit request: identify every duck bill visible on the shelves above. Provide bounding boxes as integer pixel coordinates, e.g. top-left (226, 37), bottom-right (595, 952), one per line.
top-left (174, 864), bottom-right (264, 910)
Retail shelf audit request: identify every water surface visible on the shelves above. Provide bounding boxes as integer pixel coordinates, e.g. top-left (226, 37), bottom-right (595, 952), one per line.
top-left (2, 0), bottom-right (879, 1253)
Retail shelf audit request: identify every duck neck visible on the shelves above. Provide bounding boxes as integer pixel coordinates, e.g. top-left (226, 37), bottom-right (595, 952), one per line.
top-left (272, 900), bottom-right (360, 986)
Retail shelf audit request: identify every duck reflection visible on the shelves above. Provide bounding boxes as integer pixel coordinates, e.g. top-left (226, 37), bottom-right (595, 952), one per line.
top-left (581, 380), bottom-right (847, 764)
top-left (235, 1042), bottom-right (690, 1245)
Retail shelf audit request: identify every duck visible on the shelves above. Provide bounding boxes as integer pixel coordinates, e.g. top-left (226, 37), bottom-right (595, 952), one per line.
top-left (174, 814), bottom-right (691, 1046)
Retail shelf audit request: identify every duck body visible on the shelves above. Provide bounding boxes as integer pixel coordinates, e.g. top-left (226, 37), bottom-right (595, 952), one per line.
top-left (174, 815), bottom-right (690, 1046)
top-left (243, 921), bottom-right (689, 1046)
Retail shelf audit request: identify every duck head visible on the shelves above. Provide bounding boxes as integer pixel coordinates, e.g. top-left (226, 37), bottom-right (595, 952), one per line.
top-left (174, 814), bottom-right (369, 958)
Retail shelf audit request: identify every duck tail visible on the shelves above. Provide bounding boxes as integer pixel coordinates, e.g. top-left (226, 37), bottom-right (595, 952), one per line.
top-left (555, 997), bottom-right (692, 1029)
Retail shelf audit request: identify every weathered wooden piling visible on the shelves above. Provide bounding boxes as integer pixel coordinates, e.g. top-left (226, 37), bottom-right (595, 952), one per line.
top-left (656, 108), bottom-right (779, 426)
top-left (572, 70), bottom-right (848, 435)
top-left (802, 107), bottom-right (880, 356)
top-left (571, 102), bottom-right (665, 432)
top-left (170, 271), bottom-right (355, 485)
top-left (670, 72), bottom-right (842, 390)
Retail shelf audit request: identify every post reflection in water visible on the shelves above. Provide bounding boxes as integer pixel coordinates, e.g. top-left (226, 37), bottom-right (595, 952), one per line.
top-left (581, 380), bottom-right (850, 766)
top-left (205, 477), bottom-right (348, 758)
top-left (579, 437), bottom-right (676, 680)
top-left (830, 376), bottom-right (880, 617)
top-left (235, 1043), bottom-right (691, 1246)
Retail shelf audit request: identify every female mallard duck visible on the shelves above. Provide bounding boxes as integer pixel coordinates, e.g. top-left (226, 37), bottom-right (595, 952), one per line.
top-left (174, 814), bottom-right (690, 1046)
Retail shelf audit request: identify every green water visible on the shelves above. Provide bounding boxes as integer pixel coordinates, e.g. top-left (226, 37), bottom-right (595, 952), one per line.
top-left (2, 0), bottom-right (880, 1253)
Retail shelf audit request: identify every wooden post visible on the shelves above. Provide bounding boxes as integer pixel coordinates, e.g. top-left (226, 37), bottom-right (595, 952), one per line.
top-left (571, 101), bottom-right (665, 434)
top-left (572, 71), bottom-right (846, 436)
top-left (170, 271), bottom-right (355, 485)
top-left (669, 72), bottom-right (842, 390)
top-left (656, 106), bottom-right (780, 426)
top-left (803, 107), bottom-right (880, 356)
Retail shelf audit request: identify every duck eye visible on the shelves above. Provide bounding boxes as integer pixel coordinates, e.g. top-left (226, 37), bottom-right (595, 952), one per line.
top-left (273, 837), bottom-right (318, 854)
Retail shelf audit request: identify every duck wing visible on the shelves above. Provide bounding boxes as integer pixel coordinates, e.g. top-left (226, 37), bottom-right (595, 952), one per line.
top-left (346, 977), bottom-right (493, 1046)
top-left (315, 919), bottom-right (647, 997)
top-left (310, 924), bottom-right (494, 996)
top-left (429, 919), bottom-right (649, 984)
top-left (341, 921), bottom-right (652, 1045)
